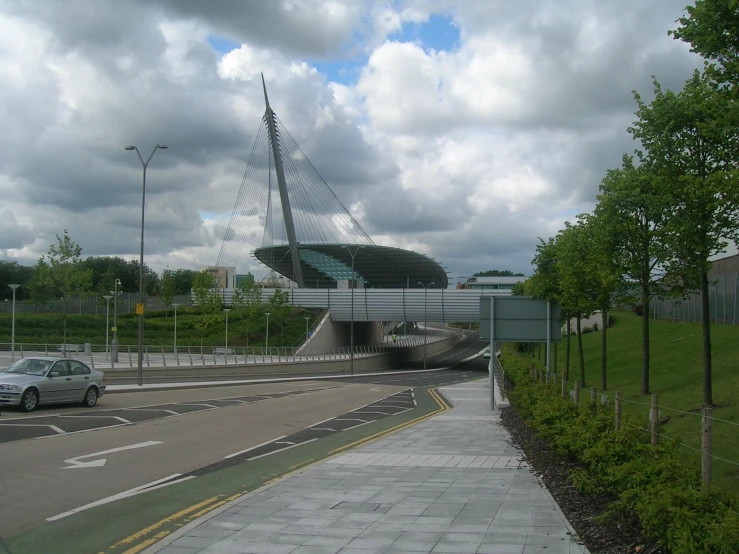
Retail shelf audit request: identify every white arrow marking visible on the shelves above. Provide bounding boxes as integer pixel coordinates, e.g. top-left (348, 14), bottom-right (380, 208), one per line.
top-left (62, 440), bottom-right (162, 469)
top-left (370, 387), bottom-right (382, 391)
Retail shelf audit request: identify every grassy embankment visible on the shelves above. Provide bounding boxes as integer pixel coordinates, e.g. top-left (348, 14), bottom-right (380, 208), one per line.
top-left (527, 311), bottom-right (739, 495)
top-left (0, 307), bottom-right (320, 348)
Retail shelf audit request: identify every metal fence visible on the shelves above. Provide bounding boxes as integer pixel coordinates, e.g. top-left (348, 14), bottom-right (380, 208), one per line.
top-left (0, 328), bottom-right (462, 370)
top-left (650, 272), bottom-right (739, 324)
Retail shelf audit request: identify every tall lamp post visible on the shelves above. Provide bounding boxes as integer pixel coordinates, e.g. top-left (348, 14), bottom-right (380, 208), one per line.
top-left (342, 245), bottom-right (363, 375)
top-left (110, 278), bottom-right (121, 362)
top-left (103, 295), bottom-right (113, 360)
top-left (125, 144), bottom-right (168, 386)
top-left (8, 284), bottom-right (19, 363)
top-left (264, 312), bottom-right (271, 357)
top-left (223, 308), bottom-right (231, 359)
top-left (172, 303), bottom-right (181, 364)
top-left (418, 281), bottom-right (434, 371)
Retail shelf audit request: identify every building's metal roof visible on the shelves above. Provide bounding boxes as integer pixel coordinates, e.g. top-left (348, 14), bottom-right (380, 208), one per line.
top-left (254, 244), bottom-right (449, 289)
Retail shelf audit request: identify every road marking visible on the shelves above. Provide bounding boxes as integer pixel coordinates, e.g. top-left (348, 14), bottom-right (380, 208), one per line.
top-left (353, 410), bottom-right (392, 415)
top-left (47, 473), bottom-right (194, 521)
top-left (311, 427), bottom-right (338, 432)
top-left (334, 418), bottom-right (368, 423)
top-left (110, 495), bottom-right (222, 548)
top-left (58, 414), bottom-right (132, 424)
top-left (343, 420), bottom-right (375, 431)
top-left (308, 416), bottom-right (336, 427)
top-left (62, 440), bottom-right (163, 469)
top-left (370, 387), bottom-right (383, 391)
top-left (174, 403), bottom-right (219, 409)
top-left (224, 435), bottom-right (288, 459)
top-left (127, 408), bottom-right (180, 416)
top-left (275, 441), bottom-right (296, 445)
top-left (0, 423), bottom-right (66, 434)
top-left (247, 438), bottom-right (318, 461)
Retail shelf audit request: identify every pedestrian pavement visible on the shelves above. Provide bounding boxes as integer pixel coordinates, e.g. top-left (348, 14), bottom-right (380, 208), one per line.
top-left (144, 378), bottom-right (588, 554)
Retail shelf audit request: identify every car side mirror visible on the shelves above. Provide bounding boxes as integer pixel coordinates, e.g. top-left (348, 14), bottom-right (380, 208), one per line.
top-left (49, 371), bottom-right (60, 378)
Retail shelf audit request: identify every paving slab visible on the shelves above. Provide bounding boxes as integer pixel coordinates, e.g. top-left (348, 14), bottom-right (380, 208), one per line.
top-left (144, 379), bottom-right (589, 554)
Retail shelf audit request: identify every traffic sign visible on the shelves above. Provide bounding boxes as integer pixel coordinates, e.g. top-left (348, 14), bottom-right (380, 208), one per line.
top-left (135, 303), bottom-right (144, 315)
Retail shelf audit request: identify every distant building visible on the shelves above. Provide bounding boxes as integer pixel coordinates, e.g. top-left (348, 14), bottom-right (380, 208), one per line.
top-left (457, 275), bottom-right (527, 290)
top-left (201, 266), bottom-right (236, 289)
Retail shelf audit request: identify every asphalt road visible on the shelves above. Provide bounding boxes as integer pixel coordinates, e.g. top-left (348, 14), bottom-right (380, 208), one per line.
top-left (0, 333), bottom-right (489, 550)
top-left (0, 381), bottom-right (410, 537)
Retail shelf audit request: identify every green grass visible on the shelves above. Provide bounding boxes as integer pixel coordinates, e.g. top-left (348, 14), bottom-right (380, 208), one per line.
top-left (539, 311), bottom-right (739, 495)
top-left (0, 307), bottom-right (320, 348)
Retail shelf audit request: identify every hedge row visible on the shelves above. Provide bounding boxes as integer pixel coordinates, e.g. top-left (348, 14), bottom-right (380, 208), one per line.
top-left (500, 345), bottom-right (739, 554)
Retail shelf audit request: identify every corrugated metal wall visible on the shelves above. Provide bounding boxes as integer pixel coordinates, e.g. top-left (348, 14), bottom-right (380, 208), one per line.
top-left (214, 288), bottom-right (511, 322)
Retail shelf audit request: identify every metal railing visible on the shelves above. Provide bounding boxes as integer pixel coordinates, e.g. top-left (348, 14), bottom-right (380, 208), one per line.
top-left (0, 328), bottom-right (460, 370)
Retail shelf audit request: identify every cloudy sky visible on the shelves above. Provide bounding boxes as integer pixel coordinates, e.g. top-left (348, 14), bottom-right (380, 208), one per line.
top-left (0, 0), bottom-right (712, 284)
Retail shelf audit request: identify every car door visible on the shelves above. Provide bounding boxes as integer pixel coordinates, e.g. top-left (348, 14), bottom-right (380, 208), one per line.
top-left (68, 361), bottom-right (92, 402)
top-left (41, 361), bottom-right (72, 404)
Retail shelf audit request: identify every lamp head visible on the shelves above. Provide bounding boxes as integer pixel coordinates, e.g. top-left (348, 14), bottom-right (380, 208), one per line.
top-left (157, 145), bottom-right (168, 149)
top-left (124, 145), bottom-right (136, 151)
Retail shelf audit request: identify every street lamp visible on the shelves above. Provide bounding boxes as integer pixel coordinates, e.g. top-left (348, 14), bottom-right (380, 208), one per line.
top-left (8, 284), bottom-right (19, 363)
top-left (103, 295), bottom-right (113, 360)
top-left (264, 312), bottom-right (271, 355)
top-left (125, 144), bottom-right (168, 386)
top-left (172, 303), bottom-right (181, 363)
top-left (223, 308), bottom-right (231, 358)
top-left (110, 278), bottom-right (122, 362)
top-left (342, 245), bottom-right (364, 376)
top-left (418, 281), bottom-right (435, 371)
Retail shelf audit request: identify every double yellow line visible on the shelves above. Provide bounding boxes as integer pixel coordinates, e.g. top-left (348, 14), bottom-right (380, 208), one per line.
top-left (110, 387), bottom-right (449, 554)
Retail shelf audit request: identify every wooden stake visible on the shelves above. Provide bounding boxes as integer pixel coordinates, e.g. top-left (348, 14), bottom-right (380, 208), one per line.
top-left (650, 395), bottom-right (659, 446)
top-left (702, 405), bottom-right (712, 486)
top-left (561, 372), bottom-right (566, 399)
top-left (574, 381), bottom-right (580, 404)
top-left (615, 391), bottom-right (621, 431)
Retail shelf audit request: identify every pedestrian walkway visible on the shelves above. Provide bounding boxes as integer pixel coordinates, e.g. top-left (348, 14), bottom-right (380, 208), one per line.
top-left (145, 379), bottom-right (588, 554)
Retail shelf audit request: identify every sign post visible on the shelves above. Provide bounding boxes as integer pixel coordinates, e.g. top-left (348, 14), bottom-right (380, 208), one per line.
top-left (480, 297), bottom-right (561, 410)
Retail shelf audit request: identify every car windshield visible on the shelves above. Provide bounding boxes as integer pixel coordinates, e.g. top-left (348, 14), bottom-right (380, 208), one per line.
top-left (4, 359), bottom-right (53, 376)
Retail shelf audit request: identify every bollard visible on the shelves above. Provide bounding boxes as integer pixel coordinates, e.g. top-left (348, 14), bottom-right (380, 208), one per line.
top-left (615, 392), bottom-right (621, 431)
top-left (650, 395), bottom-right (659, 446)
top-left (591, 387), bottom-right (596, 404)
top-left (574, 381), bottom-right (580, 404)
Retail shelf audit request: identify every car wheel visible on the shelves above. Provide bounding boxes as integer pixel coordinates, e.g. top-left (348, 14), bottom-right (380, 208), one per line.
top-left (20, 389), bottom-right (39, 412)
top-left (82, 387), bottom-right (98, 408)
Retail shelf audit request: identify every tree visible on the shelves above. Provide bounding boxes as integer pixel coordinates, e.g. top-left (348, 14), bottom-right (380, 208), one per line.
top-left (527, 236), bottom-right (566, 377)
top-left (0, 261), bottom-right (34, 301)
top-left (579, 212), bottom-right (624, 390)
top-left (160, 269), bottom-right (177, 316)
top-left (596, 155), bottom-right (671, 395)
top-left (557, 220), bottom-right (599, 387)
top-left (630, 72), bottom-right (739, 405)
top-left (44, 231), bottom-right (92, 348)
top-left (231, 276), bottom-right (262, 347)
top-left (191, 271), bottom-right (222, 351)
top-left (27, 258), bottom-right (54, 305)
top-left (670, 0), bottom-right (739, 87)
top-left (473, 270), bottom-right (525, 277)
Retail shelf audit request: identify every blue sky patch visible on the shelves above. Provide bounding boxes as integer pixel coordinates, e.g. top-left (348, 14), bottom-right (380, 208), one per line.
top-left (311, 59), bottom-right (366, 85)
top-left (392, 14), bottom-right (460, 53)
top-left (207, 35), bottom-right (241, 54)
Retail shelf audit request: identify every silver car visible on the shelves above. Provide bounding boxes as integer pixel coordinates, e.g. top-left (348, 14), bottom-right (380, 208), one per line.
top-left (0, 357), bottom-right (106, 412)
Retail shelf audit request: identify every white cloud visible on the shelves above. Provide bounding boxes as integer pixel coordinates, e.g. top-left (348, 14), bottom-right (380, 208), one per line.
top-left (0, 0), bottom-right (705, 282)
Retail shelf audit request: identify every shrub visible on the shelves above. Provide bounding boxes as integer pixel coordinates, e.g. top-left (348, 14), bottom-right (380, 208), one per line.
top-left (500, 345), bottom-right (739, 553)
